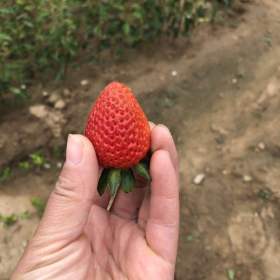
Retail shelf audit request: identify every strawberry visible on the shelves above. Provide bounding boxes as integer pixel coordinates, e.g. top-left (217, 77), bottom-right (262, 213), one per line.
top-left (85, 82), bottom-right (151, 204)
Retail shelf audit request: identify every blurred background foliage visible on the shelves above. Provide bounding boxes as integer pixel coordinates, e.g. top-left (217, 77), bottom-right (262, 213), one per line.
top-left (0, 0), bottom-right (232, 100)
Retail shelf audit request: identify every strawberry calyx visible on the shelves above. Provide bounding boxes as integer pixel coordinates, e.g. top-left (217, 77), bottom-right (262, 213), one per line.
top-left (97, 151), bottom-right (151, 210)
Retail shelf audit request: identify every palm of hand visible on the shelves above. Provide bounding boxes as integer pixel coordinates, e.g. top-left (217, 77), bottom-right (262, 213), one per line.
top-left (71, 205), bottom-right (173, 280)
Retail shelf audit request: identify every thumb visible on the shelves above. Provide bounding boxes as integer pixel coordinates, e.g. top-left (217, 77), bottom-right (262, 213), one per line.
top-left (35, 134), bottom-right (99, 241)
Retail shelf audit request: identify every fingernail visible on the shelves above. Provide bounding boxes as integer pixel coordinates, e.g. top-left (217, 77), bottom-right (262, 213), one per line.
top-left (66, 134), bottom-right (83, 164)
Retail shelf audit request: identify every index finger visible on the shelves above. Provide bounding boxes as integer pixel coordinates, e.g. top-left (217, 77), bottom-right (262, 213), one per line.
top-left (145, 149), bottom-right (179, 264)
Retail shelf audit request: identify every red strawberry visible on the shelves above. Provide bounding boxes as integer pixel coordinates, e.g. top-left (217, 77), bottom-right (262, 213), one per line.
top-left (85, 82), bottom-right (151, 202)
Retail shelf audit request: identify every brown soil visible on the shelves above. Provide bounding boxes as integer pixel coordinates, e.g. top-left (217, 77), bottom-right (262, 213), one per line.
top-left (1, 0), bottom-right (280, 279)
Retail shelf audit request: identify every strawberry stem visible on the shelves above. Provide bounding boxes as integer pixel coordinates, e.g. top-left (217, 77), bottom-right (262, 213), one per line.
top-left (106, 168), bottom-right (121, 211)
top-left (107, 184), bottom-right (120, 211)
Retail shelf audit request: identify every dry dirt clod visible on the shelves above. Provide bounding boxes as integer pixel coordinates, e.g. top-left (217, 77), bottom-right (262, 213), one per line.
top-left (29, 105), bottom-right (48, 119)
top-left (210, 124), bottom-right (229, 136)
top-left (63, 88), bottom-right (71, 96)
top-left (29, 104), bottom-right (65, 138)
top-left (260, 206), bottom-right (274, 219)
top-left (48, 92), bottom-right (59, 105)
top-left (228, 211), bottom-right (267, 263)
top-left (193, 173), bottom-right (206, 185)
top-left (255, 78), bottom-right (279, 108)
top-left (54, 99), bottom-right (66, 110)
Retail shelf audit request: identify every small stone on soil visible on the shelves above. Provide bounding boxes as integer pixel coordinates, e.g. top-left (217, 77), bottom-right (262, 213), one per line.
top-left (56, 162), bottom-right (62, 169)
top-left (193, 173), bottom-right (206, 185)
top-left (243, 175), bottom-right (253, 183)
top-left (266, 81), bottom-right (278, 96)
top-left (171, 70), bottom-right (178, 77)
top-left (257, 142), bottom-right (266, 150)
top-left (43, 163), bottom-right (51, 169)
top-left (222, 169), bottom-right (229, 175)
top-left (80, 79), bottom-right (89, 86)
top-left (42, 91), bottom-right (49, 97)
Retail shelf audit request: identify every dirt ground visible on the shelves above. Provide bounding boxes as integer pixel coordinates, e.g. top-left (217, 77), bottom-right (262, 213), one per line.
top-left (1, 0), bottom-right (280, 279)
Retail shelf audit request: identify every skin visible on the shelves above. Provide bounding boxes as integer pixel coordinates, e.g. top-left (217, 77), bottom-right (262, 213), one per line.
top-left (12, 124), bottom-right (179, 280)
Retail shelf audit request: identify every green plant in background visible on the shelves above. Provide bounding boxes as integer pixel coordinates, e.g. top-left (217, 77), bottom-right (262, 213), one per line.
top-left (19, 151), bottom-right (49, 171)
top-left (0, 0), bottom-right (233, 100)
top-left (1, 0), bottom-right (79, 97)
top-left (227, 269), bottom-right (235, 280)
top-left (31, 197), bottom-right (46, 217)
top-left (0, 213), bottom-right (18, 227)
top-left (257, 189), bottom-right (272, 201)
top-left (30, 152), bottom-right (45, 167)
top-left (18, 160), bottom-right (31, 170)
top-left (19, 210), bottom-right (31, 219)
top-left (0, 167), bottom-right (11, 182)
top-left (0, 210), bottom-right (32, 228)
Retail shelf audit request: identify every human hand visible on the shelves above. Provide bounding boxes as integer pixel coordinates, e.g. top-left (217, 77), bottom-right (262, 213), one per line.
top-left (12, 124), bottom-right (179, 280)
